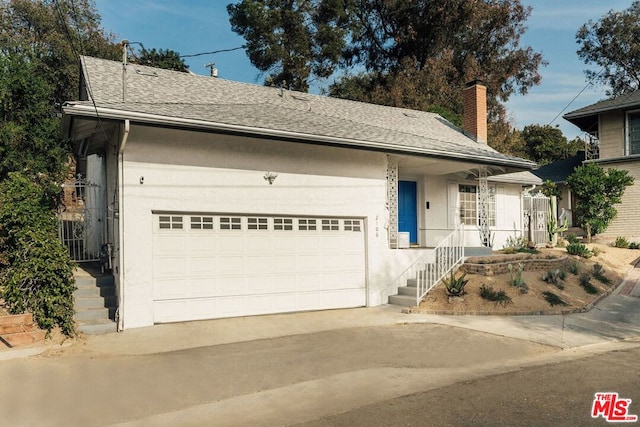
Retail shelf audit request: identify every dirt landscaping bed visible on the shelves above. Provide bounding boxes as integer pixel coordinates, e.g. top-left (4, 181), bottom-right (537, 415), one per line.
top-left (412, 244), bottom-right (640, 315)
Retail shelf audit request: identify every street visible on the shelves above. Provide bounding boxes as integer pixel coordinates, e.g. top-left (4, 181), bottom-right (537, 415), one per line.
top-left (298, 345), bottom-right (640, 427)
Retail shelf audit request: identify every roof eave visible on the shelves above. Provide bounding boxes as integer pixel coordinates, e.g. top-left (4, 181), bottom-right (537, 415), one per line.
top-left (62, 103), bottom-right (537, 171)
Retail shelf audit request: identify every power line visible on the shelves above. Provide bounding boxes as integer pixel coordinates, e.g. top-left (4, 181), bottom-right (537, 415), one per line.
top-left (547, 68), bottom-right (604, 126)
top-left (180, 45), bottom-right (245, 58)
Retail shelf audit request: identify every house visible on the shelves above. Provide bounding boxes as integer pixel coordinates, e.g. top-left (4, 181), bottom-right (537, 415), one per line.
top-left (564, 90), bottom-right (640, 240)
top-left (532, 151), bottom-right (585, 228)
top-left (62, 56), bottom-right (539, 330)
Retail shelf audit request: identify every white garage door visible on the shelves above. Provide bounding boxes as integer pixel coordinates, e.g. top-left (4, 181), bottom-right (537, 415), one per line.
top-left (152, 214), bottom-right (366, 323)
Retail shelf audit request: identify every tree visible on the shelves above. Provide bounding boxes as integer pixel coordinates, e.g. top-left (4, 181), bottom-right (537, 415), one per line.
top-left (0, 0), bottom-right (120, 104)
top-left (131, 46), bottom-right (189, 72)
top-left (228, 0), bottom-right (349, 91)
top-left (228, 1), bottom-right (544, 151)
top-left (521, 124), bottom-right (582, 165)
top-left (576, 1), bottom-right (640, 97)
top-left (567, 163), bottom-right (634, 241)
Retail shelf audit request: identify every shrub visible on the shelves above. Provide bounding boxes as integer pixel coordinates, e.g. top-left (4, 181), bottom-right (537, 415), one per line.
top-left (0, 173), bottom-right (76, 336)
top-left (507, 263), bottom-right (525, 288)
top-left (592, 264), bottom-right (611, 285)
top-left (629, 242), bottom-right (640, 250)
top-left (614, 236), bottom-right (630, 248)
top-left (566, 233), bottom-right (580, 244)
top-left (591, 246), bottom-right (602, 257)
top-left (579, 273), bottom-right (599, 294)
top-left (541, 269), bottom-right (565, 290)
top-left (566, 243), bottom-right (593, 258)
top-left (542, 291), bottom-right (567, 306)
top-left (479, 285), bottom-right (512, 307)
top-left (567, 261), bottom-right (581, 275)
top-left (443, 271), bottom-right (469, 296)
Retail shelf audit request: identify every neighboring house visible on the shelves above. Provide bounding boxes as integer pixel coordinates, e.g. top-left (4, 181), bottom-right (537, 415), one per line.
top-left (564, 91), bottom-right (640, 240)
top-left (62, 56), bottom-right (538, 330)
top-left (532, 151), bottom-right (585, 228)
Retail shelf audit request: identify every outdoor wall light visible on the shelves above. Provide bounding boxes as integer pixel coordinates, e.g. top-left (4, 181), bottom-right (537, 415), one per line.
top-left (139, 176), bottom-right (144, 184)
top-left (264, 172), bottom-right (278, 185)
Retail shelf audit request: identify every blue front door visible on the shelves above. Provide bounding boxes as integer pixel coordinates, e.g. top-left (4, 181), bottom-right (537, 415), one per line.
top-left (399, 181), bottom-right (418, 244)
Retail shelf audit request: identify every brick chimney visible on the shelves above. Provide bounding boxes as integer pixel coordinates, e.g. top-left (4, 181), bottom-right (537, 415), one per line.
top-left (463, 80), bottom-right (487, 144)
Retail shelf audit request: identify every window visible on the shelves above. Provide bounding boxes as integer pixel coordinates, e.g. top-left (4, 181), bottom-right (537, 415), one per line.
top-left (159, 215), bottom-right (183, 229)
top-left (628, 111), bottom-right (640, 155)
top-left (274, 218), bottom-right (293, 230)
top-left (459, 185), bottom-right (495, 226)
top-left (248, 217), bottom-right (268, 230)
top-left (344, 219), bottom-right (361, 232)
top-left (220, 217), bottom-right (241, 230)
top-left (298, 219), bottom-right (317, 231)
top-left (322, 219), bottom-right (339, 231)
top-left (191, 216), bottom-right (214, 230)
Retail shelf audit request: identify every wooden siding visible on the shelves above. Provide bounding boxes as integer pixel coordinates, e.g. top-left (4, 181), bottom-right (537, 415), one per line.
top-left (601, 161), bottom-right (640, 240)
top-left (599, 111), bottom-right (624, 159)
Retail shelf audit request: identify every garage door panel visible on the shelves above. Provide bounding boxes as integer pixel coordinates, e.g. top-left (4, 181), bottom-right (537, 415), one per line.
top-left (153, 214), bottom-right (366, 323)
top-left (154, 279), bottom-right (186, 300)
top-left (216, 256), bottom-right (245, 275)
top-left (154, 257), bottom-right (187, 277)
top-left (216, 276), bottom-right (245, 296)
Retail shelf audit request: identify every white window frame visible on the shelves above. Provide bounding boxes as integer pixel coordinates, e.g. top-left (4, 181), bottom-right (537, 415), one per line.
top-left (458, 184), bottom-right (496, 227)
top-left (626, 110), bottom-right (640, 156)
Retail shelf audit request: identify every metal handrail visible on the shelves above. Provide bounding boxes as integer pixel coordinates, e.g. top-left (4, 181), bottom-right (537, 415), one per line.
top-left (387, 226), bottom-right (465, 306)
top-left (416, 226), bottom-right (465, 304)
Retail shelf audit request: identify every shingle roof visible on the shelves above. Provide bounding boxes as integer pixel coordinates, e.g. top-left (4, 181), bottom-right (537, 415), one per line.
top-left (532, 152), bottom-right (585, 184)
top-left (64, 56), bottom-right (536, 169)
top-left (564, 90), bottom-right (640, 131)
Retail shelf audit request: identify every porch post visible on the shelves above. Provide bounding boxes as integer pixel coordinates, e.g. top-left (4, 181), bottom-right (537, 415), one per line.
top-left (387, 156), bottom-right (398, 249)
top-left (477, 166), bottom-right (492, 247)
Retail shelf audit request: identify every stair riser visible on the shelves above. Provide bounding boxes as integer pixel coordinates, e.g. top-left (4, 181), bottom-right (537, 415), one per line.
top-left (75, 296), bottom-right (118, 310)
top-left (75, 275), bottom-right (115, 288)
top-left (75, 307), bottom-right (116, 322)
top-left (78, 322), bottom-right (117, 335)
top-left (397, 286), bottom-right (418, 297)
top-left (388, 295), bottom-right (416, 307)
top-left (74, 286), bottom-right (116, 298)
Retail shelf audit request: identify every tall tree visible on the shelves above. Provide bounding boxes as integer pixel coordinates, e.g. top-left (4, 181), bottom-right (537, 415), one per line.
top-left (521, 124), bottom-right (582, 165)
top-left (131, 47), bottom-right (189, 72)
top-left (228, 0), bottom-right (349, 91)
top-left (0, 0), bottom-right (120, 104)
top-left (228, 0), bottom-right (544, 151)
top-left (576, 1), bottom-right (640, 97)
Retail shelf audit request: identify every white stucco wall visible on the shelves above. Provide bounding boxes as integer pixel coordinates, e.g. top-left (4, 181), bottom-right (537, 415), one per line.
top-left (117, 125), bottom-right (430, 328)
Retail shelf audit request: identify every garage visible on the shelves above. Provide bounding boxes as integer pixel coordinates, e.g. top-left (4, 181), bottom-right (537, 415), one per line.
top-left (151, 213), bottom-right (367, 323)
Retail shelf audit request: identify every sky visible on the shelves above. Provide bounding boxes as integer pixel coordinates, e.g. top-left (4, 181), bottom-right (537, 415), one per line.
top-left (94, 0), bottom-right (634, 139)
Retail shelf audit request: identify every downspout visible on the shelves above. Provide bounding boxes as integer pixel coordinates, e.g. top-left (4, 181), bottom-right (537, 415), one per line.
top-left (117, 119), bottom-right (130, 332)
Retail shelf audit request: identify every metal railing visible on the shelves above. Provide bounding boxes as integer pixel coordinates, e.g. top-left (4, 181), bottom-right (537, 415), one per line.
top-left (389, 226), bottom-right (465, 306)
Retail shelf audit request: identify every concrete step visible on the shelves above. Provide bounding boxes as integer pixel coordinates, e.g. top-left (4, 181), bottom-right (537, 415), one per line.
top-left (388, 294), bottom-right (416, 307)
top-left (74, 295), bottom-right (118, 310)
top-left (397, 286), bottom-right (418, 297)
top-left (75, 275), bottom-right (114, 288)
top-left (0, 330), bottom-right (46, 348)
top-left (77, 319), bottom-right (117, 335)
top-left (406, 278), bottom-right (417, 288)
top-left (75, 307), bottom-right (116, 322)
top-left (74, 284), bottom-right (116, 298)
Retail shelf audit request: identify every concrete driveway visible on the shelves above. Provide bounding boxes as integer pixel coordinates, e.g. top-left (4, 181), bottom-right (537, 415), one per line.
top-left (1, 264), bottom-right (638, 426)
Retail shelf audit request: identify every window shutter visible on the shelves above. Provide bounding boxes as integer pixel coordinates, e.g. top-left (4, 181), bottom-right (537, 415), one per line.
top-left (448, 182), bottom-right (459, 228)
top-left (496, 186), bottom-right (506, 227)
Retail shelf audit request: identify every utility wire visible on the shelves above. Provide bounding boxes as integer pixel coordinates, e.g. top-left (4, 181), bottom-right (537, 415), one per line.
top-left (547, 68), bottom-right (604, 126)
top-left (180, 45), bottom-right (246, 58)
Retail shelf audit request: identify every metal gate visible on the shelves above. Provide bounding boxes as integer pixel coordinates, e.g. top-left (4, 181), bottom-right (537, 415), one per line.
top-left (523, 193), bottom-right (550, 246)
top-left (58, 175), bottom-right (105, 262)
